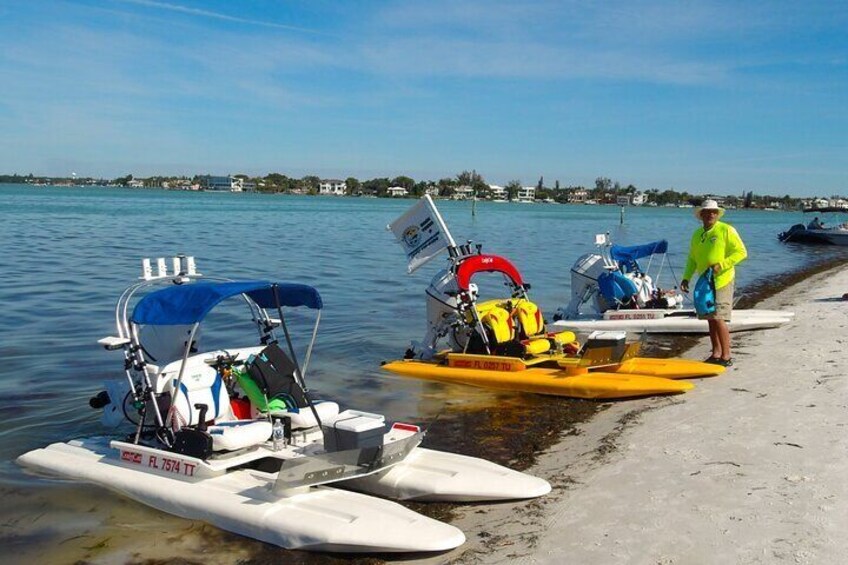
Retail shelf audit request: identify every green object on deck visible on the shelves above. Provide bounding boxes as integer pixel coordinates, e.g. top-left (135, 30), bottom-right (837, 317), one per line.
top-left (234, 368), bottom-right (296, 414)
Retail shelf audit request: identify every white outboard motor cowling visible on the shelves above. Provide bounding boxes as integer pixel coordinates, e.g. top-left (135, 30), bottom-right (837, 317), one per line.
top-left (563, 253), bottom-right (608, 318)
top-left (416, 268), bottom-right (464, 359)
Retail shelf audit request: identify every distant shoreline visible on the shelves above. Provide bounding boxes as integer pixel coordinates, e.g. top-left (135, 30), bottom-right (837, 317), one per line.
top-left (0, 181), bottom-right (828, 211)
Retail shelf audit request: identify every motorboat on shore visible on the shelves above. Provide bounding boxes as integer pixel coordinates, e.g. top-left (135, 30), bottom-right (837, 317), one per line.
top-left (383, 198), bottom-right (723, 400)
top-left (549, 235), bottom-right (794, 334)
top-left (17, 256), bottom-right (549, 554)
top-left (778, 207), bottom-right (848, 246)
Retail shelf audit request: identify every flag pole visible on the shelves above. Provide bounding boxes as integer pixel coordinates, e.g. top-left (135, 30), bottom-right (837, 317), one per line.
top-left (424, 194), bottom-right (457, 249)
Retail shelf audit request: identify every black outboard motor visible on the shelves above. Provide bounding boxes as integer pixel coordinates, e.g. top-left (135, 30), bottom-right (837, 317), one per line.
top-left (778, 224), bottom-right (806, 243)
top-left (89, 391), bottom-right (111, 409)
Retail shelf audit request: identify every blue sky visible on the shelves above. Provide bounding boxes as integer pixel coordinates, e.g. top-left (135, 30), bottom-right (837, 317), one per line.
top-left (1, 1), bottom-right (845, 196)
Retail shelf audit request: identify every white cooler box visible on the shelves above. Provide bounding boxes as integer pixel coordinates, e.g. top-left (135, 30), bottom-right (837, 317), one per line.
top-left (322, 409), bottom-right (387, 453)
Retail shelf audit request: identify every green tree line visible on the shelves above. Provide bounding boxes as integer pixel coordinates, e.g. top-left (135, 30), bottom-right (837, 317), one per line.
top-left (0, 171), bottom-right (822, 209)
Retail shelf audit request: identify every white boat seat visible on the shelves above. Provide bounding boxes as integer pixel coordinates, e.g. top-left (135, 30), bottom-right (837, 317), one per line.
top-left (170, 371), bottom-right (230, 427)
top-left (270, 401), bottom-right (340, 430)
top-left (167, 357), bottom-right (272, 452)
top-left (209, 420), bottom-right (272, 451)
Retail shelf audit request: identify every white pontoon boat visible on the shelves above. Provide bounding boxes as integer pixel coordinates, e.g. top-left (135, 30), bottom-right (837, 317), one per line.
top-left (17, 256), bottom-right (549, 554)
top-left (549, 235), bottom-right (794, 334)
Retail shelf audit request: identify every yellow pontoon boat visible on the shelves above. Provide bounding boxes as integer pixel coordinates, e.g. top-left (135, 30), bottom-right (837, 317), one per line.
top-left (382, 248), bottom-right (722, 399)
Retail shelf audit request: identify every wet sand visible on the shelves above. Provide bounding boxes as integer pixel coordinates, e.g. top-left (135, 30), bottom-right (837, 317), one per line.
top-left (402, 260), bottom-right (848, 564)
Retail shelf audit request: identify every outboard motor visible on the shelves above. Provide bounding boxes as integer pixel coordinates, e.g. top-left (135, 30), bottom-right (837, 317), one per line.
top-left (90, 379), bottom-right (133, 428)
top-left (562, 253), bottom-right (609, 318)
top-left (412, 248), bottom-right (529, 358)
top-left (415, 268), bottom-right (464, 359)
top-left (778, 224), bottom-right (807, 243)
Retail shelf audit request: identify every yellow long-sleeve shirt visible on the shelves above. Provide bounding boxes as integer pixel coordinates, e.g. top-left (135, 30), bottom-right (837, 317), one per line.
top-left (683, 221), bottom-right (747, 290)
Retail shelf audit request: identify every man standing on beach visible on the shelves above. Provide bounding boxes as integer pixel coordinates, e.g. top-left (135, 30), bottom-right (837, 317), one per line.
top-left (680, 199), bottom-right (747, 366)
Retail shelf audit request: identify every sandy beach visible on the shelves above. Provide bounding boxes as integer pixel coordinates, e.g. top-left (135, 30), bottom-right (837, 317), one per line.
top-left (407, 264), bottom-right (848, 565)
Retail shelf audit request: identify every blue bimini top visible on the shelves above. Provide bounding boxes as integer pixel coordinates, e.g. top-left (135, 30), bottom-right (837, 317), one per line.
top-left (610, 240), bottom-right (668, 273)
top-left (131, 281), bottom-right (323, 325)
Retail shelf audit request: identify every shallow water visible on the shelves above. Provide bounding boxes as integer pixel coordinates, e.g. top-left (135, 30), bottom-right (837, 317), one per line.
top-left (0, 184), bottom-right (844, 561)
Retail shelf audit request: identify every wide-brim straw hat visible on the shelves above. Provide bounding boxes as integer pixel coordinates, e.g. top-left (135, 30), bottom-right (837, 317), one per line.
top-left (694, 199), bottom-right (725, 220)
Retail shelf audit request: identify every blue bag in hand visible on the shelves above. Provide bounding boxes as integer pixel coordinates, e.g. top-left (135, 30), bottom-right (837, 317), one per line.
top-left (693, 268), bottom-right (717, 316)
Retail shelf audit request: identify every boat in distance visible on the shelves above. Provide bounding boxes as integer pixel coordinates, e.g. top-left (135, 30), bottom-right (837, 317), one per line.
top-left (778, 207), bottom-right (848, 246)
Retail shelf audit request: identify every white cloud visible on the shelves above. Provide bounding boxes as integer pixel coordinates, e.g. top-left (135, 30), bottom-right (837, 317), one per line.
top-left (113, 0), bottom-right (325, 34)
top-left (357, 38), bottom-right (729, 85)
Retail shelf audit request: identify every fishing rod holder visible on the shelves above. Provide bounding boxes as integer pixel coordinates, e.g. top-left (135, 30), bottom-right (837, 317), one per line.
top-left (141, 255), bottom-right (200, 282)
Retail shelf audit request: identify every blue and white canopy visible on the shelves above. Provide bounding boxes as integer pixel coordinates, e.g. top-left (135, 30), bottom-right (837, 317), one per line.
top-left (610, 240), bottom-right (668, 274)
top-left (610, 240), bottom-right (668, 263)
top-left (131, 281), bottom-right (323, 325)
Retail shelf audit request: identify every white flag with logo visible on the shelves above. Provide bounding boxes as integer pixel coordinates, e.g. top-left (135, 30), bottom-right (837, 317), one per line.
top-left (388, 195), bottom-right (456, 273)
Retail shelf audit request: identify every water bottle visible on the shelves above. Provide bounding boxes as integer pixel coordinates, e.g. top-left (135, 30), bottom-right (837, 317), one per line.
top-left (272, 418), bottom-right (284, 451)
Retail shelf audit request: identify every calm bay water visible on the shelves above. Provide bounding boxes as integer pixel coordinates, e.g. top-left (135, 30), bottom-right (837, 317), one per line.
top-left (0, 184), bottom-right (842, 561)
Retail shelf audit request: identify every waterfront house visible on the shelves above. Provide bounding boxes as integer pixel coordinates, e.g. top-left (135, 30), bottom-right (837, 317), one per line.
top-left (453, 185), bottom-right (474, 200)
top-left (518, 186), bottom-right (536, 203)
top-left (488, 184), bottom-right (507, 201)
top-left (319, 179), bottom-right (347, 196)
top-left (618, 192), bottom-right (647, 206)
top-left (568, 188), bottom-right (589, 203)
top-left (200, 175), bottom-right (240, 191)
top-left (703, 195), bottom-right (726, 207)
top-left (387, 186), bottom-right (408, 197)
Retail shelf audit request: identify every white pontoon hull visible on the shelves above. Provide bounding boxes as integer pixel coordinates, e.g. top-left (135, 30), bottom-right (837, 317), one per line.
top-left (550, 308), bottom-right (793, 334)
top-left (17, 438), bottom-right (465, 554)
top-left (347, 447), bottom-right (551, 502)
